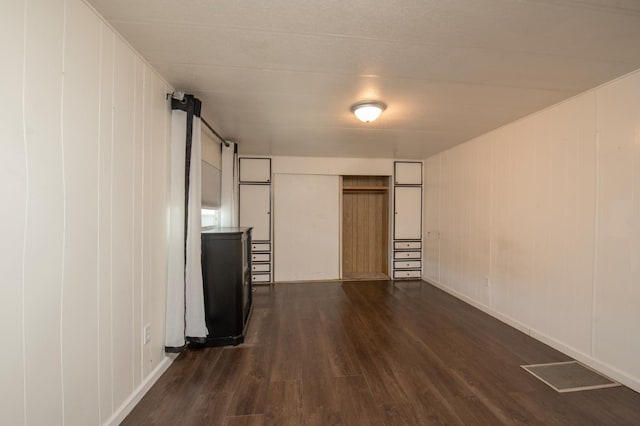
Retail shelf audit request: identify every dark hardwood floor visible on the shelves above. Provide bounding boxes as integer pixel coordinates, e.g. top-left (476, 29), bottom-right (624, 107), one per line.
top-left (124, 281), bottom-right (640, 425)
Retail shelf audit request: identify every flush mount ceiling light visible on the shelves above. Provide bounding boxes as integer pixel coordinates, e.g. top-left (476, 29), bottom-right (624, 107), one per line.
top-left (350, 100), bottom-right (387, 123)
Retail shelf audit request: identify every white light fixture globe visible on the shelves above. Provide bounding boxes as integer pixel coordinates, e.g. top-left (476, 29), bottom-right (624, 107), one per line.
top-left (351, 101), bottom-right (387, 123)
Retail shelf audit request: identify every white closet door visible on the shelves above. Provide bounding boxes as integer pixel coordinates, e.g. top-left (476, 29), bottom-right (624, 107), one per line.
top-left (273, 174), bottom-right (340, 282)
top-left (239, 184), bottom-right (271, 241)
top-left (394, 186), bottom-right (422, 239)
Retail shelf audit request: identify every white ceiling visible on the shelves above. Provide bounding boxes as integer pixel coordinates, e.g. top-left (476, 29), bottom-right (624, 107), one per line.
top-left (87, 0), bottom-right (640, 159)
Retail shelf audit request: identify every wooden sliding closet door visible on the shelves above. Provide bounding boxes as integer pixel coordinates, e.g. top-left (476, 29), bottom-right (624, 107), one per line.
top-left (342, 176), bottom-right (389, 279)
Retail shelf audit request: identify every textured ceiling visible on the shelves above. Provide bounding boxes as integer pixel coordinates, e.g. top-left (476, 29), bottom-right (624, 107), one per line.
top-left (87, 0), bottom-right (640, 159)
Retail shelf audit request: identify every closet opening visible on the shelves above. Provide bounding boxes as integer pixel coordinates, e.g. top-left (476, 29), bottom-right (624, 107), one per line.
top-left (341, 175), bottom-right (390, 280)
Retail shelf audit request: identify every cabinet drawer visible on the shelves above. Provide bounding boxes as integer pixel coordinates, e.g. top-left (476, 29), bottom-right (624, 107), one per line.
top-left (394, 260), bottom-right (421, 269)
top-left (252, 273), bottom-right (271, 283)
top-left (393, 269), bottom-right (421, 279)
top-left (252, 263), bottom-right (270, 273)
top-left (393, 251), bottom-right (421, 260)
top-left (251, 253), bottom-right (271, 262)
top-left (394, 241), bottom-right (421, 250)
top-left (252, 243), bottom-right (271, 252)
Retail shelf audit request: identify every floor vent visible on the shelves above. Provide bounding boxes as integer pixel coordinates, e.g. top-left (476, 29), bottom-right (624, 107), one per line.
top-left (521, 361), bottom-right (620, 393)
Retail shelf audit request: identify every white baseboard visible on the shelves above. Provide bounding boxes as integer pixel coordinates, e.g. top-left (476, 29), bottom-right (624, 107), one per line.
top-left (423, 277), bottom-right (640, 394)
top-left (104, 356), bottom-right (174, 426)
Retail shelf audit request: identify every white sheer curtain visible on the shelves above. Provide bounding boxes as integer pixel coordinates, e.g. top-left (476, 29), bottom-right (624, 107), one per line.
top-left (220, 142), bottom-right (238, 227)
top-left (165, 97), bottom-right (208, 350)
top-left (184, 117), bottom-right (208, 338)
top-left (166, 110), bottom-right (186, 348)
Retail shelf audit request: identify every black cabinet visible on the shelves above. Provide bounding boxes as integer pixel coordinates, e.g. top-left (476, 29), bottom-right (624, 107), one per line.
top-left (200, 227), bottom-right (252, 346)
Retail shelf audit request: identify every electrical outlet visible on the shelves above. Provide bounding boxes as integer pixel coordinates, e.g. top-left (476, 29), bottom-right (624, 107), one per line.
top-left (484, 275), bottom-right (490, 287)
top-left (144, 324), bottom-right (151, 345)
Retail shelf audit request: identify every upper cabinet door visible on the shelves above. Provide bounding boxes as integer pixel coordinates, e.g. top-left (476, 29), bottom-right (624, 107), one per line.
top-left (239, 157), bottom-right (271, 183)
top-left (394, 186), bottom-right (422, 240)
top-left (394, 161), bottom-right (422, 185)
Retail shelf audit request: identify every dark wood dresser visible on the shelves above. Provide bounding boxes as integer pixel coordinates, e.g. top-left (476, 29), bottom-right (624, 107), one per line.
top-left (200, 227), bottom-right (252, 346)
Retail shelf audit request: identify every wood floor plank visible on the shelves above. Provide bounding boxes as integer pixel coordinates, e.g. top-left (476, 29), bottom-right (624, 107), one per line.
top-left (268, 302), bottom-right (303, 382)
top-left (242, 304), bottom-right (273, 347)
top-left (210, 348), bottom-right (253, 394)
top-left (122, 347), bottom-right (224, 425)
top-left (393, 370), bottom-right (466, 425)
top-left (124, 281), bottom-right (640, 425)
top-left (318, 306), bottom-right (364, 377)
top-left (334, 376), bottom-right (385, 426)
top-left (449, 395), bottom-right (505, 425)
top-left (302, 407), bottom-right (343, 426)
top-left (380, 402), bottom-right (424, 426)
top-left (339, 286), bottom-right (411, 404)
top-left (263, 381), bottom-right (302, 426)
top-left (225, 347), bottom-right (270, 416)
top-left (300, 316), bottom-right (338, 405)
top-left (179, 391), bottom-right (233, 426)
top-left (223, 414), bottom-right (265, 426)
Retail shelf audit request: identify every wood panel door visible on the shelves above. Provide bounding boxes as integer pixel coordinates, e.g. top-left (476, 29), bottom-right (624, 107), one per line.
top-left (342, 176), bottom-right (389, 279)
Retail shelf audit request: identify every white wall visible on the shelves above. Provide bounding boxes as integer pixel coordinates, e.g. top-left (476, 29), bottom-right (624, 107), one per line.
top-left (423, 68), bottom-right (640, 392)
top-left (0, 1), bottom-right (173, 424)
top-left (272, 155), bottom-right (394, 176)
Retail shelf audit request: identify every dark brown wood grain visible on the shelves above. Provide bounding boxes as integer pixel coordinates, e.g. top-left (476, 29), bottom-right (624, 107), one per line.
top-left (123, 280), bottom-right (640, 425)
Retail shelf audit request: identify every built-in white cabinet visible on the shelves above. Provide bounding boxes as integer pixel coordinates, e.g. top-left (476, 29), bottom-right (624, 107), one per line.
top-left (394, 186), bottom-right (422, 240)
top-left (239, 184), bottom-right (270, 241)
top-left (394, 161), bottom-right (422, 185)
top-left (240, 157), bottom-right (271, 183)
top-left (392, 161), bottom-right (423, 280)
top-left (239, 157), bottom-right (272, 284)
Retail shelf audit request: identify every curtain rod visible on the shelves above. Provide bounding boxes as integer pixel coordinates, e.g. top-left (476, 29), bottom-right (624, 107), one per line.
top-left (201, 117), bottom-right (230, 147)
